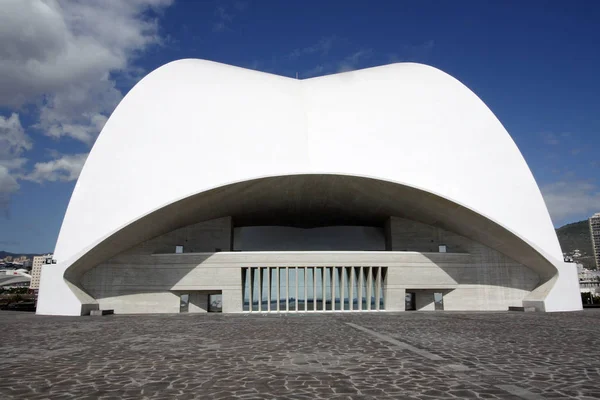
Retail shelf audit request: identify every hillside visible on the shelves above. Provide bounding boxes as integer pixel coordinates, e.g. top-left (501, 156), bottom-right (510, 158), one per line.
top-left (0, 251), bottom-right (47, 260)
top-left (556, 219), bottom-right (595, 269)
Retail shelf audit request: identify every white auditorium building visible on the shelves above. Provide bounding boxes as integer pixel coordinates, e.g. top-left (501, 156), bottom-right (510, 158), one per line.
top-left (36, 60), bottom-right (582, 315)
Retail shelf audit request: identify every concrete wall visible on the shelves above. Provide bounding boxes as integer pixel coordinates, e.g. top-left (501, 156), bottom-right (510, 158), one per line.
top-left (384, 216), bottom-right (540, 311)
top-left (82, 251), bottom-right (538, 314)
top-left (121, 216), bottom-right (232, 255)
top-left (78, 216), bottom-right (541, 314)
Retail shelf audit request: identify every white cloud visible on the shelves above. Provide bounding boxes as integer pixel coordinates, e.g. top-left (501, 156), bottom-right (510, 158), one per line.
top-left (0, 113), bottom-right (32, 212)
top-left (541, 181), bottom-right (600, 223)
top-left (0, 0), bottom-right (173, 214)
top-left (0, 0), bottom-right (173, 144)
top-left (337, 49), bottom-right (374, 73)
top-left (24, 153), bottom-right (89, 183)
top-left (0, 113), bottom-right (32, 168)
top-left (213, 1), bottom-right (247, 32)
top-left (0, 166), bottom-right (20, 217)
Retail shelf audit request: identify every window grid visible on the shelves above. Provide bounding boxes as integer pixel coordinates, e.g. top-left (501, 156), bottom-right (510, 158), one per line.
top-left (241, 266), bottom-right (387, 312)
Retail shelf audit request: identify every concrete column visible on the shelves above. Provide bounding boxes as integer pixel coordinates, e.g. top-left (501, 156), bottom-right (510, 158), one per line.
top-left (294, 267), bottom-right (299, 311)
top-left (276, 267), bottom-right (280, 312)
top-left (313, 267), bottom-right (317, 311)
top-left (375, 267), bottom-right (382, 311)
top-left (366, 267), bottom-right (371, 311)
top-left (384, 286), bottom-right (405, 312)
top-left (257, 268), bottom-right (262, 312)
top-left (339, 267), bottom-right (345, 311)
top-left (322, 267), bottom-right (326, 311)
top-left (304, 267), bottom-right (308, 312)
top-left (331, 267), bottom-right (336, 312)
top-left (285, 267), bottom-right (289, 312)
top-left (349, 267), bottom-right (354, 311)
top-left (267, 267), bottom-right (271, 312)
top-left (358, 267), bottom-right (364, 311)
top-left (222, 288), bottom-right (243, 313)
top-left (249, 268), bottom-right (254, 313)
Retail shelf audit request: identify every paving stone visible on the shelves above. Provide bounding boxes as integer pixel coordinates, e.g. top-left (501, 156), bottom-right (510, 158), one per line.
top-left (0, 310), bottom-right (599, 399)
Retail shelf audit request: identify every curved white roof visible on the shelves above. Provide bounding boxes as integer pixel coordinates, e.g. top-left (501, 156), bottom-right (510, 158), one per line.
top-left (37, 59), bottom-right (581, 314)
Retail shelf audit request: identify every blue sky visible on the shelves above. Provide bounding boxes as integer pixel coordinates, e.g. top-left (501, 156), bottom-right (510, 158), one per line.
top-left (0, 0), bottom-right (599, 253)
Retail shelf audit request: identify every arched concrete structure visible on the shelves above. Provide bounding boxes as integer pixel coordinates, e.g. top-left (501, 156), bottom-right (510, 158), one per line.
top-left (37, 60), bottom-right (582, 315)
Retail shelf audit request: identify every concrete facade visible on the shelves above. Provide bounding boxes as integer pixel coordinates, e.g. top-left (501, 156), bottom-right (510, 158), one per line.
top-left (79, 216), bottom-right (539, 314)
top-left (37, 60), bottom-right (582, 315)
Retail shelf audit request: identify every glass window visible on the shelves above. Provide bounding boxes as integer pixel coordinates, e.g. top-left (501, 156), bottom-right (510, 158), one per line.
top-left (288, 268), bottom-right (296, 311)
top-left (334, 267), bottom-right (342, 311)
top-left (175, 245), bottom-right (183, 254)
top-left (371, 267), bottom-right (377, 310)
top-left (380, 268), bottom-right (386, 310)
top-left (353, 267), bottom-right (360, 310)
top-left (261, 267), bottom-right (269, 311)
top-left (344, 267), bottom-right (351, 310)
top-left (325, 267), bottom-right (332, 310)
top-left (179, 293), bottom-right (189, 313)
top-left (242, 268), bottom-right (250, 311)
top-left (361, 267), bottom-right (368, 311)
top-left (270, 268), bottom-right (278, 311)
top-left (315, 267), bottom-right (323, 311)
top-left (252, 268), bottom-right (259, 311)
top-left (306, 268), bottom-right (314, 310)
top-left (297, 268), bottom-right (306, 311)
top-left (434, 292), bottom-right (444, 310)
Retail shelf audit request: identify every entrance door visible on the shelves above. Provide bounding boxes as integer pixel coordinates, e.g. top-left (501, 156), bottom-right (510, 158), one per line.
top-left (434, 292), bottom-right (444, 310)
top-left (179, 293), bottom-right (189, 313)
top-left (208, 294), bottom-right (222, 312)
top-left (405, 292), bottom-right (416, 311)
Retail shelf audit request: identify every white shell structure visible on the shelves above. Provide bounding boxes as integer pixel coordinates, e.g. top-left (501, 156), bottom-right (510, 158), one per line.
top-left (36, 60), bottom-right (582, 315)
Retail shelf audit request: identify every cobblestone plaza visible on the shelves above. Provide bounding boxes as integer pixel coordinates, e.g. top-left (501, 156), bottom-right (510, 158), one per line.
top-left (1, 311), bottom-right (599, 399)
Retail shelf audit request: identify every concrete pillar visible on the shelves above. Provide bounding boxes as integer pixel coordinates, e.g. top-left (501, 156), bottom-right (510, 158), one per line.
top-left (349, 267), bottom-right (354, 311)
top-left (304, 267), bottom-right (308, 312)
top-left (358, 267), bottom-right (364, 311)
top-left (276, 267), bottom-right (280, 312)
top-left (339, 267), bottom-right (345, 311)
top-left (222, 288), bottom-right (243, 313)
top-left (258, 268), bottom-right (262, 312)
top-left (267, 267), bottom-right (271, 312)
top-left (331, 267), bottom-right (336, 312)
top-left (375, 267), bottom-right (382, 311)
top-left (249, 268), bottom-right (254, 313)
top-left (285, 267), bottom-right (289, 312)
top-left (313, 267), bottom-right (317, 311)
top-left (366, 267), bottom-right (372, 311)
top-left (322, 267), bottom-right (327, 311)
top-left (384, 286), bottom-right (406, 312)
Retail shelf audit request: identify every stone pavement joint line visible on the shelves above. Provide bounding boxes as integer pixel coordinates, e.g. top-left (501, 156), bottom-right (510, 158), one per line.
top-left (345, 322), bottom-right (445, 361)
top-left (496, 384), bottom-right (546, 400)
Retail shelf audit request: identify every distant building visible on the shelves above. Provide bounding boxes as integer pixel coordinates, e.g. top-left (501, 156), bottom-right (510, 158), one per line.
top-left (0, 269), bottom-right (31, 289)
top-left (591, 213), bottom-right (600, 268)
top-left (30, 254), bottom-right (53, 290)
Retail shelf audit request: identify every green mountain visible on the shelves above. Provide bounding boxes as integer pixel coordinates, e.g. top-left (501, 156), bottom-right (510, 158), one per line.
top-left (556, 219), bottom-right (595, 269)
